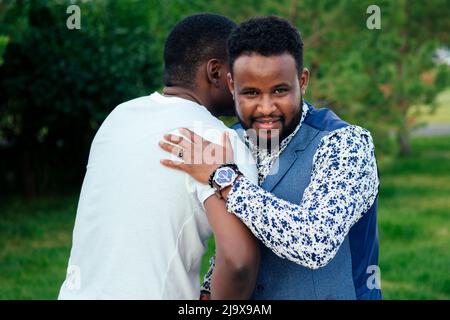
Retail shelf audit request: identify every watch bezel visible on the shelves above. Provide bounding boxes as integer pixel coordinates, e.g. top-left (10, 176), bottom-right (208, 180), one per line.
top-left (212, 166), bottom-right (240, 190)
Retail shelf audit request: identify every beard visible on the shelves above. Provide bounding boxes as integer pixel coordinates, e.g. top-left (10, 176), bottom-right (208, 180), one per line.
top-left (237, 96), bottom-right (303, 152)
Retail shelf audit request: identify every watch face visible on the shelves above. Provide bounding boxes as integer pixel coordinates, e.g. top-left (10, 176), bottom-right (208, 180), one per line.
top-left (215, 167), bottom-right (236, 187)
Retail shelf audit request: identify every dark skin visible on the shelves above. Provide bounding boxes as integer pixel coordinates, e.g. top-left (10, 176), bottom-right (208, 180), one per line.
top-left (163, 59), bottom-right (235, 117)
top-left (204, 194), bottom-right (260, 300)
top-left (160, 53), bottom-right (309, 192)
top-left (160, 53), bottom-right (308, 299)
top-left (161, 58), bottom-right (260, 300)
top-left (230, 53), bottom-right (309, 144)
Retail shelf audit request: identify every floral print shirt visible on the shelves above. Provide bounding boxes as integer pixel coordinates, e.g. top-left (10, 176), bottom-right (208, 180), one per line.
top-left (200, 105), bottom-right (379, 293)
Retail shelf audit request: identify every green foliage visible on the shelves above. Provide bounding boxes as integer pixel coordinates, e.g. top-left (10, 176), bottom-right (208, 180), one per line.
top-left (0, 0), bottom-right (449, 195)
top-left (294, 0), bottom-right (450, 155)
top-left (0, 35), bottom-right (8, 65)
top-left (0, 0), bottom-right (160, 195)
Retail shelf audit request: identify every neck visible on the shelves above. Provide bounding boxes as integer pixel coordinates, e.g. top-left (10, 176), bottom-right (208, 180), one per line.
top-left (162, 86), bottom-right (204, 106)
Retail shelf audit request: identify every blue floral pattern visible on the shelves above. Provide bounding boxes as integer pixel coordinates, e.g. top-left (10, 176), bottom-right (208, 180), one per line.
top-left (201, 124), bottom-right (379, 292)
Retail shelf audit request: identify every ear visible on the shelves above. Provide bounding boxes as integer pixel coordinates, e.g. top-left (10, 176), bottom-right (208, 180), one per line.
top-left (299, 67), bottom-right (310, 96)
top-left (206, 59), bottom-right (221, 88)
top-left (227, 73), bottom-right (234, 98)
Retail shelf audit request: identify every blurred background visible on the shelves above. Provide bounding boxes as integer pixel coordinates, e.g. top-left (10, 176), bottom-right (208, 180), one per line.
top-left (0, 0), bottom-right (449, 299)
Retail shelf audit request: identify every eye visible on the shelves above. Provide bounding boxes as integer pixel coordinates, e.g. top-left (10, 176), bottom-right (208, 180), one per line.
top-left (273, 88), bottom-right (288, 94)
top-left (242, 90), bottom-right (258, 97)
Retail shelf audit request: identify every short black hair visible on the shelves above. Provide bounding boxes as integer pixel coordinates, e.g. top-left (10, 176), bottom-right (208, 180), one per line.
top-left (228, 16), bottom-right (303, 75)
top-left (163, 13), bottom-right (236, 88)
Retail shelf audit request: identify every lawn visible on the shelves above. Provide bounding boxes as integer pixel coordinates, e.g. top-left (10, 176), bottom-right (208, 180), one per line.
top-left (0, 196), bottom-right (76, 299)
top-left (376, 136), bottom-right (450, 299)
top-left (0, 135), bottom-right (449, 299)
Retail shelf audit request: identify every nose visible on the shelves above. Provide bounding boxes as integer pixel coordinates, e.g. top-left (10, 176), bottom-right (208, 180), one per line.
top-left (257, 94), bottom-right (277, 115)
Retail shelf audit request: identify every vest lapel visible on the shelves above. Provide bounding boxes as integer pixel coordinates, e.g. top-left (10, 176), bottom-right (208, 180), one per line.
top-left (262, 124), bottom-right (320, 192)
top-left (231, 121), bottom-right (320, 192)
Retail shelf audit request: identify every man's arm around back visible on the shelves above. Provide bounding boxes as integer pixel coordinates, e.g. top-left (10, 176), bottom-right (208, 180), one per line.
top-left (204, 195), bottom-right (260, 299)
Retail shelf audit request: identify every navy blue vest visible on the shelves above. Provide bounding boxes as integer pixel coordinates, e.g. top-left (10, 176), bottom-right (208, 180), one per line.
top-left (232, 102), bottom-right (382, 300)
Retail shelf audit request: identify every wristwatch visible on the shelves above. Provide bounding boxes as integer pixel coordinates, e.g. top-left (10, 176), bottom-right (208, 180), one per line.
top-left (208, 164), bottom-right (242, 199)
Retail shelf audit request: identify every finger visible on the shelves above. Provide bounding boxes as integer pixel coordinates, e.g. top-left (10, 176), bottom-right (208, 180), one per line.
top-left (223, 131), bottom-right (232, 149)
top-left (163, 133), bottom-right (184, 144)
top-left (178, 128), bottom-right (203, 143)
top-left (160, 159), bottom-right (188, 171)
top-left (163, 134), bottom-right (192, 149)
top-left (179, 128), bottom-right (206, 156)
top-left (223, 131), bottom-right (235, 163)
top-left (158, 141), bottom-right (184, 158)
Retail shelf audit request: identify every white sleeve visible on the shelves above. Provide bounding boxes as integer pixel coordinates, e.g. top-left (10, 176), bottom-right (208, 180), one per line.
top-left (193, 129), bottom-right (258, 208)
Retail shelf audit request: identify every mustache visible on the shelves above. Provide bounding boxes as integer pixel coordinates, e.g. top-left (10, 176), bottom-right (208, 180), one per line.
top-left (250, 114), bottom-right (284, 122)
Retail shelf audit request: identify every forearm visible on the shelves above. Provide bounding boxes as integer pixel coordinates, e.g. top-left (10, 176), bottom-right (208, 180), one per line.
top-left (210, 247), bottom-right (257, 300)
top-left (200, 250), bottom-right (255, 299)
top-left (204, 196), bottom-right (259, 299)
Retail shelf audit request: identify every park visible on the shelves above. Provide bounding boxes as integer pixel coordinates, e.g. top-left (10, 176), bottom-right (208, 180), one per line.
top-left (0, 0), bottom-right (449, 300)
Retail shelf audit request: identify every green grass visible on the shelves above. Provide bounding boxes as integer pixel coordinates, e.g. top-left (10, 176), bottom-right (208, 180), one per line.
top-left (0, 196), bottom-right (76, 299)
top-left (1, 136), bottom-right (450, 299)
top-left (376, 136), bottom-right (450, 299)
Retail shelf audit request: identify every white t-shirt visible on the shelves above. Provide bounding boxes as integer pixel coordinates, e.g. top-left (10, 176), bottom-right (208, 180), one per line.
top-left (58, 92), bottom-right (257, 300)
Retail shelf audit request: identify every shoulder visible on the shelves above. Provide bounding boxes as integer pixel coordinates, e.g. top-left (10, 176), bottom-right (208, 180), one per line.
top-left (302, 102), bottom-right (374, 150)
top-left (303, 104), bottom-right (349, 133)
top-left (321, 125), bottom-right (375, 149)
top-left (314, 125), bottom-right (376, 170)
top-left (111, 95), bottom-right (155, 116)
top-left (97, 95), bottom-right (156, 132)
top-left (231, 122), bottom-right (243, 130)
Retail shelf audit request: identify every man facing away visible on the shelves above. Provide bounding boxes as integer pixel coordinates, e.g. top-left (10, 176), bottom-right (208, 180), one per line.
top-left (59, 14), bottom-right (259, 300)
top-left (160, 16), bottom-right (382, 300)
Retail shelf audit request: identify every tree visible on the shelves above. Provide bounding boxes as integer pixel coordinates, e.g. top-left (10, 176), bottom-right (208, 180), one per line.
top-left (0, 0), bottom-right (159, 196)
top-left (287, 0), bottom-right (449, 156)
top-left (1, 0), bottom-right (448, 197)
top-left (223, 0), bottom-right (450, 155)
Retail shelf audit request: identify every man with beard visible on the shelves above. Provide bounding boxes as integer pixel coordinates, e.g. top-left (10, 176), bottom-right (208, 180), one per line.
top-left (160, 16), bottom-right (381, 300)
